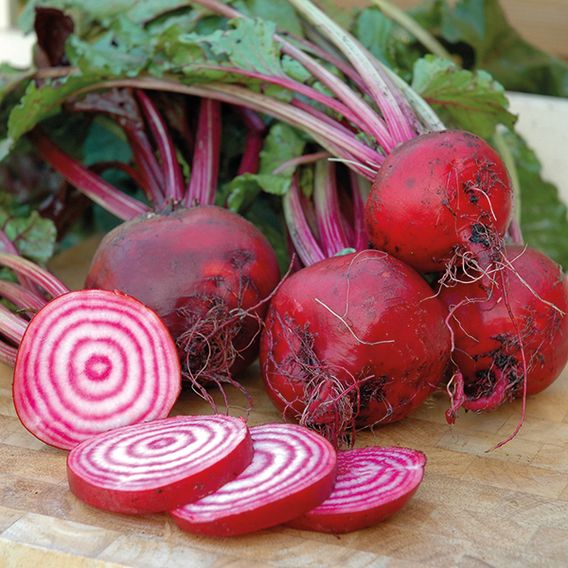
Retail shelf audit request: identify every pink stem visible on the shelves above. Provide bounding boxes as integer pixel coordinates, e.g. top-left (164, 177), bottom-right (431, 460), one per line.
top-left (123, 126), bottom-right (166, 206)
top-left (0, 280), bottom-right (47, 313)
top-left (313, 160), bottom-right (350, 256)
top-left (287, 0), bottom-right (415, 145)
top-left (136, 90), bottom-right (185, 203)
top-left (32, 131), bottom-right (148, 221)
top-left (190, 0), bottom-right (394, 151)
top-left (287, 32), bottom-right (371, 95)
top-left (284, 176), bottom-right (326, 266)
top-left (90, 160), bottom-right (148, 190)
top-left (185, 99), bottom-right (222, 207)
top-left (0, 304), bottom-right (27, 343)
top-left (290, 99), bottom-right (383, 169)
top-left (273, 151), bottom-right (330, 175)
top-left (350, 171), bottom-right (370, 251)
top-left (234, 107), bottom-right (265, 175)
top-left (0, 253), bottom-right (69, 298)
top-left (507, 220), bottom-right (524, 245)
top-left (74, 79), bottom-right (385, 179)
top-left (238, 131), bottom-right (264, 176)
top-left (201, 65), bottom-right (376, 139)
top-left (0, 229), bottom-right (36, 290)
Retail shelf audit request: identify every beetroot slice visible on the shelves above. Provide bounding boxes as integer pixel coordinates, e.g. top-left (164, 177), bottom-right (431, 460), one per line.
top-left (67, 415), bottom-right (253, 514)
top-left (288, 447), bottom-right (426, 533)
top-left (13, 289), bottom-right (181, 450)
top-left (170, 423), bottom-right (337, 536)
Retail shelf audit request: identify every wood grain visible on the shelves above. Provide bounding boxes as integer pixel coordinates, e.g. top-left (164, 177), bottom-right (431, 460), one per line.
top-left (0, 240), bottom-right (566, 566)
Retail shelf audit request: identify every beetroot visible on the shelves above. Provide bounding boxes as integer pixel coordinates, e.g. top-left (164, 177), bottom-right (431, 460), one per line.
top-left (440, 245), bottom-right (568, 422)
top-left (67, 415), bottom-right (253, 514)
top-left (13, 289), bottom-right (181, 450)
top-left (288, 446), bottom-right (426, 533)
top-left (365, 130), bottom-right (513, 275)
top-left (0, 252), bottom-right (181, 449)
top-left (33, 93), bottom-right (280, 402)
top-left (86, 206), bottom-right (280, 383)
top-left (260, 250), bottom-right (451, 446)
top-left (170, 423), bottom-right (337, 536)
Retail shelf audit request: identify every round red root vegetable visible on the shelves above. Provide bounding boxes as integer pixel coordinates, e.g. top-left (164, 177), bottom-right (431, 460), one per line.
top-left (13, 289), bottom-right (181, 450)
top-left (260, 250), bottom-right (451, 446)
top-left (288, 446), bottom-right (426, 533)
top-left (170, 423), bottom-right (337, 536)
top-left (439, 245), bottom-right (568, 420)
top-left (67, 415), bottom-right (253, 514)
top-left (365, 130), bottom-right (512, 274)
top-left (86, 205), bottom-right (280, 391)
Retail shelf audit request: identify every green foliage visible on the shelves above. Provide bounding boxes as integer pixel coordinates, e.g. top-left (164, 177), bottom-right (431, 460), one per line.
top-left (411, 55), bottom-right (516, 138)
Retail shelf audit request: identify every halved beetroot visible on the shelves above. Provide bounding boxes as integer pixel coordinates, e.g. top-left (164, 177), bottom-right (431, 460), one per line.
top-left (13, 289), bottom-right (181, 450)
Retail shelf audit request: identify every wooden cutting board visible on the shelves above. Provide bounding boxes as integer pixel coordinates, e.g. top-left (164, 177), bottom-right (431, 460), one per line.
top-left (0, 239), bottom-right (567, 568)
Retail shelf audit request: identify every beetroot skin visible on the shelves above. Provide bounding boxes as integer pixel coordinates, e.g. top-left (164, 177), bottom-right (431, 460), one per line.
top-left (259, 250), bottom-right (451, 445)
top-left (440, 245), bottom-right (568, 414)
top-left (86, 206), bottom-right (280, 381)
top-left (365, 130), bottom-right (512, 273)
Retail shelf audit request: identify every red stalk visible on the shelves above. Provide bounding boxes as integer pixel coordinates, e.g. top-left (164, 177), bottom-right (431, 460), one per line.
top-left (191, 0), bottom-right (395, 151)
top-left (349, 171), bottom-right (370, 251)
top-left (0, 304), bottom-right (27, 343)
top-left (233, 107), bottom-right (265, 175)
top-left (284, 176), bottom-right (326, 266)
top-left (32, 131), bottom-right (149, 222)
top-left (273, 151), bottom-right (330, 175)
top-left (123, 126), bottom-right (167, 206)
top-left (0, 252), bottom-right (69, 298)
top-left (136, 90), bottom-right (185, 203)
top-left (286, 0), bottom-right (416, 144)
top-left (199, 65), bottom-right (376, 139)
top-left (90, 160), bottom-right (148, 190)
top-left (0, 280), bottom-right (47, 313)
top-left (75, 79), bottom-right (385, 179)
top-left (313, 160), bottom-right (350, 256)
top-left (184, 98), bottom-right (222, 207)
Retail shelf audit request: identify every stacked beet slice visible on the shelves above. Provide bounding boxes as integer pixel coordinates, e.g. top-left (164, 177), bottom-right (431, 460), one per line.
top-left (67, 415), bottom-right (253, 514)
top-left (67, 415), bottom-right (426, 535)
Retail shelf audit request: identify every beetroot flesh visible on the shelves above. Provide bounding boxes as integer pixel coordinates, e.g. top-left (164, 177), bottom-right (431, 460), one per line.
top-left (288, 446), bottom-right (426, 533)
top-left (365, 130), bottom-right (513, 274)
top-left (86, 205), bottom-right (280, 386)
top-left (170, 423), bottom-right (337, 536)
top-left (13, 290), bottom-right (181, 450)
top-left (439, 245), bottom-right (568, 418)
top-left (259, 250), bottom-right (451, 446)
top-left (67, 415), bottom-right (253, 514)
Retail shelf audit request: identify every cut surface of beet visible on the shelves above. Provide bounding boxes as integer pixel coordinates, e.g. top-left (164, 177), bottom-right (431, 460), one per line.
top-left (13, 290), bottom-right (181, 449)
top-left (288, 446), bottom-right (425, 533)
top-left (67, 414), bottom-right (253, 514)
top-left (170, 423), bottom-right (337, 536)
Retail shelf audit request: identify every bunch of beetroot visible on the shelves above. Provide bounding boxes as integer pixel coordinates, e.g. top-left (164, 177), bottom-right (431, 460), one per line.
top-left (0, 0), bottom-right (565, 456)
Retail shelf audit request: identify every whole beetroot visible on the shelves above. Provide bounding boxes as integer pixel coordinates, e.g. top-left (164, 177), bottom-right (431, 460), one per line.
top-left (365, 130), bottom-right (513, 276)
top-left (440, 245), bottom-right (568, 423)
top-left (87, 206), bottom-right (280, 394)
top-left (260, 250), bottom-right (451, 446)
